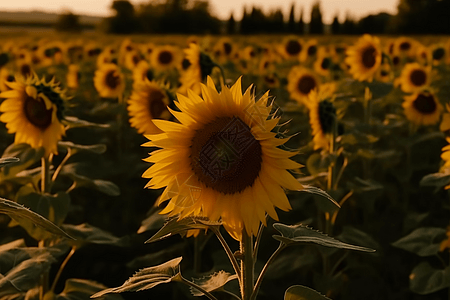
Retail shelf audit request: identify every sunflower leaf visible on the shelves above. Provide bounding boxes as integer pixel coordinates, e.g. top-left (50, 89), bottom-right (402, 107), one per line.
top-left (410, 262), bottom-right (450, 295)
top-left (0, 157), bottom-right (20, 168)
top-left (300, 185), bottom-right (340, 208)
top-left (63, 116), bottom-right (110, 129)
top-left (391, 227), bottom-right (446, 257)
top-left (91, 257), bottom-right (183, 297)
top-left (58, 141), bottom-right (107, 154)
top-left (284, 285), bottom-right (332, 300)
top-left (420, 171), bottom-right (450, 191)
top-left (0, 144), bottom-right (44, 179)
top-left (190, 271), bottom-right (238, 296)
top-left (52, 278), bottom-right (124, 300)
top-left (0, 197), bottom-right (73, 240)
top-left (61, 223), bottom-right (124, 248)
top-left (145, 216), bottom-right (221, 243)
top-left (272, 223), bottom-right (375, 252)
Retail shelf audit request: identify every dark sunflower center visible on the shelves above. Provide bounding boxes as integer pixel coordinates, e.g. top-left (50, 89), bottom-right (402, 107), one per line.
top-left (307, 45), bottom-right (317, 56)
top-left (249, 50), bottom-right (255, 57)
top-left (321, 58), bottom-right (331, 70)
top-left (297, 75), bottom-right (316, 95)
top-left (263, 61), bottom-right (269, 69)
top-left (158, 51), bottom-right (173, 65)
top-left (20, 65), bottom-right (31, 78)
top-left (223, 42), bottom-right (232, 55)
top-left (132, 55), bottom-right (140, 65)
top-left (6, 75), bottom-right (14, 82)
top-left (190, 116), bottom-right (262, 194)
top-left (361, 46), bottom-right (377, 69)
top-left (148, 90), bottom-right (167, 119)
top-left (125, 45), bottom-right (133, 52)
top-left (432, 48), bottom-right (445, 60)
top-left (265, 76), bottom-right (276, 84)
top-left (88, 48), bottom-right (101, 57)
top-left (105, 70), bottom-right (120, 89)
top-left (381, 70), bottom-right (389, 77)
top-left (286, 40), bottom-right (302, 55)
top-left (393, 56), bottom-right (400, 66)
top-left (412, 93), bottom-right (437, 114)
top-left (388, 44), bottom-right (394, 55)
top-left (182, 58), bottom-right (191, 70)
top-left (410, 69), bottom-right (426, 86)
top-left (399, 42), bottom-right (411, 51)
top-left (145, 69), bottom-right (154, 81)
top-left (199, 53), bottom-right (215, 80)
top-left (318, 100), bottom-right (336, 134)
top-left (24, 96), bottom-right (53, 130)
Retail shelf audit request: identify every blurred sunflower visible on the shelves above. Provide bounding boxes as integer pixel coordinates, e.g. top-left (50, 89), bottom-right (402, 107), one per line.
top-left (94, 63), bottom-right (125, 99)
top-left (128, 80), bottom-right (171, 135)
top-left (278, 37), bottom-right (303, 60)
top-left (178, 43), bottom-right (215, 96)
top-left (133, 60), bottom-right (154, 87)
top-left (18, 63), bottom-right (33, 79)
top-left (0, 69), bottom-right (15, 92)
top-left (415, 44), bottom-right (432, 66)
top-left (262, 73), bottom-right (280, 88)
top-left (287, 66), bottom-right (320, 104)
top-left (66, 64), bottom-right (80, 90)
top-left (396, 63), bottom-right (431, 93)
top-left (345, 34), bottom-right (382, 82)
top-left (141, 43), bottom-right (155, 60)
top-left (124, 51), bottom-right (143, 71)
top-left (0, 75), bottom-right (66, 156)
top-left (402, 91), bottom-right (442, 126)
top-left (375, 62), bottom-right (392, 83)
top-left (300, 39), bottom-right (318, 62)
top-left (307, 89), bottom-right (337, 151)
top-left (430, 44), bottom-right (446, 66)
top-left (241, 46), bottom-right (257, 61)
top-left (213, 37), bottom-right (235, 63)
top-left (314, 47), bottom-right (333, 77)
top-left (143, 77), bottom-right (303, 240)
top-left (151, 46), bottom-right (179, 72)
top-left (394, 37), bottom-right (417, 58)
top-left (439, 226), bottom-right (450, 249)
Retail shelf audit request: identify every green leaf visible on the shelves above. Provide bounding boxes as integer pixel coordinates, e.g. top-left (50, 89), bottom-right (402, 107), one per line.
top-left (391, 227), bottom-right (446, 257)
top-left (0, 144), bottom-right (44, 179)
top-left (61, 164), bottom-right (120, 196)
top-left (0, 252), bottom-right (56, 292)
top-left (365, 81), bottom-right (393, 99)
top-left (0, 198), bottom-right (73, 240)
top-left (0, 157), bottom-right (19, 168)
top-left (273, 223), bottom-right (375, 252)
top-left (337, 132), bottom-right (379, 146)
top-left (145, 216), bottom-right (221, 243)
top-left (347, 177), bottom-right (383, 194)
top-left (410, 262), bottom-right (450, 294)
top-left (300, 185), bottom-right (340, 210)
top-left (190, 271), bottom-right (238, 296)
top-left (284, 285), bottom-right (332, 300)
top-left (61, 223), bottom-right (123, 248)
top-left (58, 141), bottom-right (107, 154)
top-left (306, 153), bottom-right (329, 176)
top-left (137, 207), bottom-right (167, 234)
top-left (91, 257), bottom-right (183, 297)
top-left (63, 116), bottom-right (110, 129)
top-left (336, 226), bottom-right (380, 252)
top-left (52, 278), bottom-right (124, 300)
top-left (420, 171), bottom-right (450, 191)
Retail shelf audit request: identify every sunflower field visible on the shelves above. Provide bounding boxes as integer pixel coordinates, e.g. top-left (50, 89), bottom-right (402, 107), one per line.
top-left (1, 32), bottom-right (450, 300)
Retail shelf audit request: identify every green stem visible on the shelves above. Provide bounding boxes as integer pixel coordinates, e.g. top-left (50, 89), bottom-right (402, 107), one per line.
top-left (251, 243), bottom-right (285, 300)
top-left (193, 236), bottom-right (201, 274)
top-left (41, 156), bottom-right (50, 194)
top-left (39, 240), bottom-right (49, 300)
top-left (51, 148), bottom-right (72, 189)
top-left (212, 227), bottom-right (241, 281)
top-left (240, 231), bottom-right (254, 300)
top-left (253, 221), bottom-right (265, 259)
top-left (179, 276), bottom-right (219, 300)
top-left (50, 246), bottom-right (76, 292)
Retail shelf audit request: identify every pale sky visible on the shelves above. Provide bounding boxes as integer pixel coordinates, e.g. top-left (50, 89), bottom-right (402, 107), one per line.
top-left (0, 0), bottom-right (398, 23)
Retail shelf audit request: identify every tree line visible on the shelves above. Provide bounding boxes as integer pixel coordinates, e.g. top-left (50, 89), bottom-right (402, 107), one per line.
top-left (56, 0), bottom-right (450, 34)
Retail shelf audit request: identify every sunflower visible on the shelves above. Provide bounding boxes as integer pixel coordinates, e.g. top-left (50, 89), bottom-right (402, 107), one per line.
top-left (396, 63), bottom-right (431, 94)
top-left (241, 46), bottom-right (257, 61)
top-left (415, 44), bottom-right (432, 66)
top-left (213, 37), bottom-right (235, 63)
top-left (0, 75), bottom-right (66, 156)
top-left (375, 62), bottom-right (392, 83)
top-left (430, 44), bottom-right (446, 66)
top-left (124, 51), bottom-right (143, 71)
top-left (66, 64), bottom-right (80, 90)
top-left (307, 90), bottom-right (337, 151)
top-left (402, 90), bottom-right (443, 126)
top-left (439, 226), bottom-right (450, 250)
top-left (128, 80), bottom-right (171, 135)
top-left (262, 73), bottom-right (280, 89)
top-left (0, 69), bottom-right (15, 92)
top-left (313, 47), bottom-right (333, 77)
top-left (345, 34), bottom-right (382, 82)
top-left (151, 46), bottom-right (179, 72)
top-left (178, 43), bottom-right (215, 96)
top-left (142, 77), bottom-right (303, 240)
top-left (278, 37), bottom-right (303, 60)
top-left (94, 63), bottom-right (125, 99)
top-left (440, 104), bottom-right (450, 132)
top-left (287, 66), bottom-right (321, 104)
top-left (17, 63), bottom-right (33, 79)
top-left (394, 37), bottom-right (417, 58)
top-left (133, 60), bottom-right (154, 87)
top-left (300, 39), bottom-right (318, 62)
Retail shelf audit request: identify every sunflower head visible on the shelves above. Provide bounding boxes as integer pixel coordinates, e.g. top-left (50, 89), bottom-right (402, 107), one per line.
top-left (151, 46), bottom-right (179, 71)
top-left (0, 74), bottom-right (66, 156)
top-left (345, 34), bottom-right (382, 82)
top-left (287, 66), bottom-right (320, 104)
top-left (279, 37), bottom-right (303, 59)
top-left (143, 77), bottom-right (303, 240)
top-left (93, 63), bottom-right (125, 99)
top-left (397, 63), bottom-right (431, 93)
top-left (402, 90), bottom-right (443, 126)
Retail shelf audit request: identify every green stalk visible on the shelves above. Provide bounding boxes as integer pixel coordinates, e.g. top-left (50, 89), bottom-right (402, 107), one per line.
top-left (240, 231), bottom-right (254, 300)
top-left (212, 227), bottom-right (241, 281)
top-left (41, 156), bottom-right (50, 194)
top-left (50, 246), bottom-right (76, 292)
top-left (179, 275), bottom-right (219, 300)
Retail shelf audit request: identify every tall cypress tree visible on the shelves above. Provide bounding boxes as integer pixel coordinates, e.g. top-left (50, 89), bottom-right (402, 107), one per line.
top-left (331, 14), bottom-right (340, 34)
top-left (309, 1), bottom-right (323, 34)
top-left (298, 7), bottom-right (304, 34)
top-left (288, 3), bottom-right (296, 33)
top-left (227, 12), bottom-right (236, 34)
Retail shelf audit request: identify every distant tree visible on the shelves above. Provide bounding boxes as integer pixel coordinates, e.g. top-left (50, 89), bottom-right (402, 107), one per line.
top-left (240, 6), bottom-right (250, 34)
top-left (331, 14), bottom-right (340, 34)
top-left (342, 12), bottom-right (356, 34)
top-left (358, 13), bottom-right (392, 34)
top-left (55, 11), bottom-right (81, 32)
top-left (268, 8), bottom-right (285, 33)
top-left (106, 0), bottom-right (140, 34)
top-left (288, 3), bottom-right (296, 33)
top-left (309, 1), bottom-right (323, 34)
top-left (227, 12), bottom-right (236, 34)
top-left (298, 7), bottom-right (304, 34)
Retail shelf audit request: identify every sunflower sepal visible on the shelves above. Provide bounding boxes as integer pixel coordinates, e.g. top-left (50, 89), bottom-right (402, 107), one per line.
top-left (272, 223), bottom-right (375, 252)
top-left (145, 216), bottom-right (221, 243)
